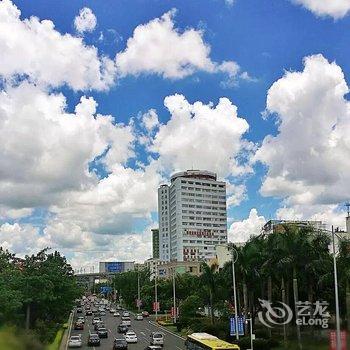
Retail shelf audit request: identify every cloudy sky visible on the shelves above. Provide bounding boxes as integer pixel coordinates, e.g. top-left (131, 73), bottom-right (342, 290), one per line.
top-left (1, 0), bottom-right (350, 270)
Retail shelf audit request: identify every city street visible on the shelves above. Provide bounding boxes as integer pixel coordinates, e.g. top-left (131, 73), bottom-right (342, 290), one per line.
top-left (69, 310), bottom-right (186, 350)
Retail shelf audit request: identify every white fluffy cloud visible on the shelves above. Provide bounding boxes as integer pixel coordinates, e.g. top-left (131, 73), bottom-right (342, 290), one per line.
top-left (228, 209), bottom-right (266, 243)
top-left (0, 82), bottom-right (134, 209)
top-left (0, 223), bottom-right (50, 255)
top-left (227, 183), bottom-right (247, 207)
top-left (74, 7), bottom-right (97, 33)
top-left (255, 54), bottom-right (350, 226)
top-left (48, 162), bottom-right (162, 236)
top-left (292, 0), bottom-right (350, 19)
top-left (256, 54), bottom-right (350, 207)
top-left (116, 9), bottom-right (246, 83)
top-left (150, 94), bottom-right (252, 177)
top-left (0, 0), bottom-right (115, 90)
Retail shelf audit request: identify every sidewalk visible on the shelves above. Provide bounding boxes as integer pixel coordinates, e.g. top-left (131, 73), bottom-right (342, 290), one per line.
top-left (59, 312), bottom-right (73, 350)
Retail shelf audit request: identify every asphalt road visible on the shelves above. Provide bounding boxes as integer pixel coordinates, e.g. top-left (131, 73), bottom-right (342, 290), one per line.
top-left (69, 309), bottom-right (186, 350)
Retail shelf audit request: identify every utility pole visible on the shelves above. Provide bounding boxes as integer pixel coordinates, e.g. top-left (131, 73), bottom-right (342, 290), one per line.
top-left (137, 268), bottom-right (141, 312)
top-left (231, 247), bottom-right (239, 340)
top-left (155, 266), bottom-right (158, 320)
top-left (332, 225), bottom-right (341, 350)
top-left (173, 268), bottom-right (177, 323)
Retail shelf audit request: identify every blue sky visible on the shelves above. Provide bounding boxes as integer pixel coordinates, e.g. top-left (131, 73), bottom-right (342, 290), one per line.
top-left (1, 0), bottom-right (350, 267)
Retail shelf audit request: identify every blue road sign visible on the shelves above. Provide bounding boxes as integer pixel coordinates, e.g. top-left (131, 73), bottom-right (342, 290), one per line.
top-left (230, 315), bottom-right (245, 336)
top-left (100, 286), bottom-right (112, 294)
top-left (106, 262), bottom-right (124, 273)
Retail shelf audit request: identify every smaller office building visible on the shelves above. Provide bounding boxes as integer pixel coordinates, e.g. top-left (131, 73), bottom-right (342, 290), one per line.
top-left (157, 260), bottom-right (202, 279)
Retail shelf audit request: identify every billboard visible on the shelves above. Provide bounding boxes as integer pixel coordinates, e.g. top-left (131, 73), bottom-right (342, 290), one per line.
top-left (106, 262), bottom-right (124, 273)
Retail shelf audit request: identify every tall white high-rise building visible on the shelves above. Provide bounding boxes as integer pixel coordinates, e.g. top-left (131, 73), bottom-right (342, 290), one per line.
top-left (158, 170), bottom-right (227, 262)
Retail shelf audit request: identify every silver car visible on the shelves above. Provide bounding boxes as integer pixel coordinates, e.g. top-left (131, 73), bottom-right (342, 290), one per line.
top-left (68, 335), bottom-right (82, 348)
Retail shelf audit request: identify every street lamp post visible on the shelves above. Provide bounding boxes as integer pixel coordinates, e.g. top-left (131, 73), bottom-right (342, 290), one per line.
top-left (332, 226), bottom-right (341, 350)
top-left (246, 318), bottom-right (254, 350)
top-left (155, 266), bottom-right (158, 320)
top-left (173, 268), bottom-right (177, 323)
top-left (137, 269), bottom-right (141, 312)
top-left (231, 247), bottom-right (239, 340)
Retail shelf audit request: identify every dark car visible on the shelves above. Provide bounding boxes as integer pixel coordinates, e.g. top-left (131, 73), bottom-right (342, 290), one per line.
top-left (142, 311), bottom-right (149, 317)
top-left (97, 327), bottom-right (108, 338)
top-left (143, 346), bottom-right (162, 350)
top-left (113, 338), bottom-right (128, 350)
top-left (88, 334), bottom-right (100, 346)
top-left (74, 321), bottom-right (84, 330)
top-left (117, 324), bottom-right (128, 334)
top-left (86, 310), bottom-right (92, 316)
top-left (94, 322), bottom-right (105, 331)
top-left (76, 308), bottom-right (83, 313)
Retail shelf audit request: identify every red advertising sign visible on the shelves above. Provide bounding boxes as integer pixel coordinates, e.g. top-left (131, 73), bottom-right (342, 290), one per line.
top-left (171, 307), bottom-right (179, 317)
top-left (329, 331), bottom-right (347, 350)
top-left (153, 301), bottom-right (160, 312)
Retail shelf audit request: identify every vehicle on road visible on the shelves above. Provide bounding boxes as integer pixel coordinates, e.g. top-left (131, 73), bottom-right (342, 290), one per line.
top-left (86, 310), bottom-right (92, 316)
top-left (68, 335), bottom-right (82, 348)
top-left (94, 321), bottom-right (105, 331)
top-left (144, 346), bottom-right (162, 350)
top-left (77, 316), bottom-right (85, 324)
top-left (92, 316), bottom-right (102, 325)
top-left (121, 316), bottom-right (131, 326)
top-left (142, 311), bottom-right (149, 317)
top-left (125, 330), bottom-right (137, 343)
top-left (97, 327), bottom-right (108, 338)
top-left (74, 322), bottom-right (84, 330)
top-left (113, 312), bottom-right (120, 317)
top-left (135, 313), bottom-right (143, 320)
top-left (76, 307), bottom-right (82, 313)
top-left (113, 338), bottom-right (128, 349)
top-left (110, 308), bottom-right (116, 313)
top-left (100, 310), bottom-right (106, 316)
top-left (185, 333), bottom-right (240, 350)
top-left (150, 332), bottom-right (164, 346)
top-left (117, 324), bottom-right (128, 334)
top-left (122, 311), bottom-right (130, 317)
top-left (88, 333), bottom-right (100, 346)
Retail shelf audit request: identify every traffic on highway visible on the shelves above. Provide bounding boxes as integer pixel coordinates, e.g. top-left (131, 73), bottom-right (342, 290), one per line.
top-left (67, 296), bottom-right (186, 350)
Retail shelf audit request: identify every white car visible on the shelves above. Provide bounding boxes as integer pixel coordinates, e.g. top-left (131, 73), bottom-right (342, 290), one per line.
top-left (77, 316), bottom-right (85, 324)
top-left (150, 332), bottom-right (164, 346)
top-left (122, 311), bottom-right (130, 317)
top-left (92, 317), bottom-right (101, 325)
top-left (125, 330), bottom-right (138, 343)
top-left (135, 314), bottom-right (143, 320)
top-left (68, 335), bottom-right (82, 348)
top-left (121, 317), bottom-right (131, 327)
top-left (113, 312), bottom-right (120, 317)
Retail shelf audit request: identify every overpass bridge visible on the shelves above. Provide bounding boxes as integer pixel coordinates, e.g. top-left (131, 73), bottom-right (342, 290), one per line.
top-left (75, 272), bottom-right (116, 291)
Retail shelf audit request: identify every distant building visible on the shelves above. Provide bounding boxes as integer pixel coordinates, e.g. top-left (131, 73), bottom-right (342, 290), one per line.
top-left (152, 228), bottom-right (160, 259)
top-left (99, 261), bottom-right (134, 274)
top-left (144, 258), bottom-right (166, 280)
top-left (158, 170), bottom-right (227, 262)
top-left (213, 244), bottom-right (232, 269)
top-left (157, 260), bottom-right (202, 279)
top-left (134, 262), bottom-right (145, 271)
top-left (262, 220), bottom-right (327, 235)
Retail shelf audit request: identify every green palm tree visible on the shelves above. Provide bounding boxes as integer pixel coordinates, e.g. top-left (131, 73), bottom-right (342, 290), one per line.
top-left (200, 262), bottom-right (218, 324)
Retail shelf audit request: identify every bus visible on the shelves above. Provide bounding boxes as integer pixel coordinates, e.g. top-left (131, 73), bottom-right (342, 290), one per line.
top-left (185, 333), bottom-right (240, 350)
